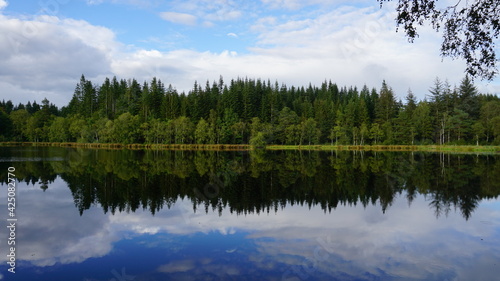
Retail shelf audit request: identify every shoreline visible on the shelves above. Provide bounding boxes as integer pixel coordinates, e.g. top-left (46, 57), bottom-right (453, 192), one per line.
top-left (1, 142), bottom-right (499, 153)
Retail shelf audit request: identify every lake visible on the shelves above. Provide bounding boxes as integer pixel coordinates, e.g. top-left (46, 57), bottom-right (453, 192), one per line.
top-left (0, 146), bottom-right (499, 281)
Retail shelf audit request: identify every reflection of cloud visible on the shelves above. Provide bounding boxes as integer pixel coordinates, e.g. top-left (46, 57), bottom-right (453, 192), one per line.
top-left (157, 258), bottom-right (241, 279)
top-left (0, 178), bottom-right (118, 267)
top-left (244, 196), bottom-right (500, 280)
top-left (0, 178), bottom-right (499, 280)
top-left (110, 195), bottom-right (500, 280)
top-left (157, 259), bottom-right (196, 273)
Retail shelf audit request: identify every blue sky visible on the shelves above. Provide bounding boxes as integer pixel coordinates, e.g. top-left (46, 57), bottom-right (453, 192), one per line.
top-left (0, 0), bottom-right (498, 107)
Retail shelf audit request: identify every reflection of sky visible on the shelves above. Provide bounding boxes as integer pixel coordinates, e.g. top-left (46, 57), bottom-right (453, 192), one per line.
top-left (0, 178), bottom-right (499, 280)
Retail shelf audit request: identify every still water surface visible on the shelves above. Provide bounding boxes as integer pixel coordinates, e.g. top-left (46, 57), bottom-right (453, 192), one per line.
top-left (0, 146), bottom-right (499, 280)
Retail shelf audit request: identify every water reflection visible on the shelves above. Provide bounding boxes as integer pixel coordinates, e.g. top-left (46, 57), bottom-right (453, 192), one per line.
top-left (1, 147), bottom-right (499, 219)
top-left (0, 147), bottom-right (499, 280)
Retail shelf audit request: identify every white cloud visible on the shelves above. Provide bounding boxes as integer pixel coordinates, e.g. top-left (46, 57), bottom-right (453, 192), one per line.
top-left (86, 0), bottom-right (157, 8)
top-left (259, 0), bottom-right (363, 10)
top-left (242, 4), bottom-right (473, 99)
top-left (0, 0), bottom-right (8, 10)
top-left (165, 0), bottom-right (244, 25)
top-left (86, 0), bottom-right (104, 5)
top-left (204, 8), bottom-right (242, 22)
top-left (0, 0), bottom-right (498, 108)
top-left (0, 14), bottom-right (115, 106)
top-left (160, 11), bottom-right (197, 26)
top-left (260, 0), bottom-right (302, 10)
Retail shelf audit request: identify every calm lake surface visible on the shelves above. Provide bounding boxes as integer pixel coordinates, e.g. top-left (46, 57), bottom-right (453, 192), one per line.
top-left (0, 146), bottom-right (499, 281)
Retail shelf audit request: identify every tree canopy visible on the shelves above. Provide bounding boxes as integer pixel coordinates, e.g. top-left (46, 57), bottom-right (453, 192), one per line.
top-left (1, 75), bottom-right (499, 146)
top-left (379, 0), bottom-right (500, 80)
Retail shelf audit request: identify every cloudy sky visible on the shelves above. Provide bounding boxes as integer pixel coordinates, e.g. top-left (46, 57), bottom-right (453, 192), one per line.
top-left (0, 0), bottom-right (498, 108)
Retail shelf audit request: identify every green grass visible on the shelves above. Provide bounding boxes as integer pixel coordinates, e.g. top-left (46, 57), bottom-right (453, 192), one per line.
top-left (266, 144), bottom-right (500, 153)
top-left (1, 142), bottom-right (499, 153)
top-left (0, 142), bottom-right (251, 151)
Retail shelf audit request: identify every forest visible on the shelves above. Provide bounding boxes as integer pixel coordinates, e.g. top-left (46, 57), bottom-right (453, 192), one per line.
top-left (1, 75), bottom-right (500, 146)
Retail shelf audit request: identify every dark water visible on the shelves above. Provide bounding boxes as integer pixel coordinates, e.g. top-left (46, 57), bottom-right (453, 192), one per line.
top-left (0, 146), bottom-right (499, 281)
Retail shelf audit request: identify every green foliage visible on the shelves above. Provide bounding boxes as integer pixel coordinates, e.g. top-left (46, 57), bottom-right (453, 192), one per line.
top-left (25, 111), bottom-right (48, 142)
top-left (412, 101), bottom-right (434, 143)
top-left (375, 81), bottom-right (397, 123)
top-left (492, 116), bottom-right (500, 144)
top-left (143, 118), bottom-right (169, 144)
top-left (370, 123), bottom-right (384, 144)
top-left (231, 121), bottom-right (247, 144)
top-left (194, 118), bottom-right (210, 144)
top-left (472, 121), bottom-right (486, 145)
top-left (48, 117), bottom-right (70, 142)
top-left (276, 107), bottom-right (299, 144)
top-left (448, 109), bottom-right (472, 142)
top-left (69, 116), bottom-right (90, 143)
top-left (172, 116), bottom-right (194, 144)
top-left (9, 109), bottom-right (30, 141)
top-left (249, 132), bottom-right (266, 148)
top-left (2, 75), bottom-right (499, 146)
top-left (113, 112), bottom-right (141, 144)
top-left (0, 109), bottom-right (13, 139)
top-left (300, 118), bottom-right (320, 145)
top-left (480, 101), bottom-right (500, 142)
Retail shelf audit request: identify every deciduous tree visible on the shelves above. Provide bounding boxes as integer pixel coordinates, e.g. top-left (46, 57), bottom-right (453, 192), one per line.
top-left (379, 0), bottom-right (500, 80)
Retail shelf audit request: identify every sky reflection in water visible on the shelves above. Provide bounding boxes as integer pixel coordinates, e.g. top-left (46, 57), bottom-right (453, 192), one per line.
top-left (0, 149), bottom-right (499, 280)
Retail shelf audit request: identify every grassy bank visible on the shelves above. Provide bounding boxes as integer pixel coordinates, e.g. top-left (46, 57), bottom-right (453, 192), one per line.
top-left (1, 142), bottom-right (499, 153)
top-left (266, 144), bottom-right (500, 153)
top-left (0, 142), bottom-right (250, 151)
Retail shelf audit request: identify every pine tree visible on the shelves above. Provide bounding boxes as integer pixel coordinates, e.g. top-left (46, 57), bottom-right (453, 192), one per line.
top-left (375, 81), bottom-right (397, 123)
top-left (0, 109), bottom-right (13, 140)
top-left (164, 84), bottom-right (180, 120)
top-left (458, 76), bottom-right (480, 119)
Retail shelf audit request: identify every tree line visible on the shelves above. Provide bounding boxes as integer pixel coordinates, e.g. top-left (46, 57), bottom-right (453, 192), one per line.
top-left (1, 75), bottom-right (500, 145)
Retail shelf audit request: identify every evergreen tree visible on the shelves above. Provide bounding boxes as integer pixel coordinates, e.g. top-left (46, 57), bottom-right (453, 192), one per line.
top-left (2, 74), bottom-right (497, 146)
top-left (164, 84), bottom-right (180, 120)
top-left (0, 109), bottom-right (13, 140)
top-left (149, 77), bottom-right (165, 119)
top-left (276, 107), bottom-right (299, 144)
top-left (412, 102), bottom-right (434, 144)
top-left (458, 76), bottom-right (480, 119)
top-left (375, 81), bottom-right (397, 123)
top-left (124, 79), bottom-right (142, 116)
top-left (448, 108), bottom-right (472, 143)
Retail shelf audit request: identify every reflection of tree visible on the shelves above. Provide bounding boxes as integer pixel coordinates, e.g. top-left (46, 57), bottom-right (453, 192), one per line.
top-left (1, 147), bottom-right (499, 220)
top-left (0, 146), bottom-right (58, 188)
